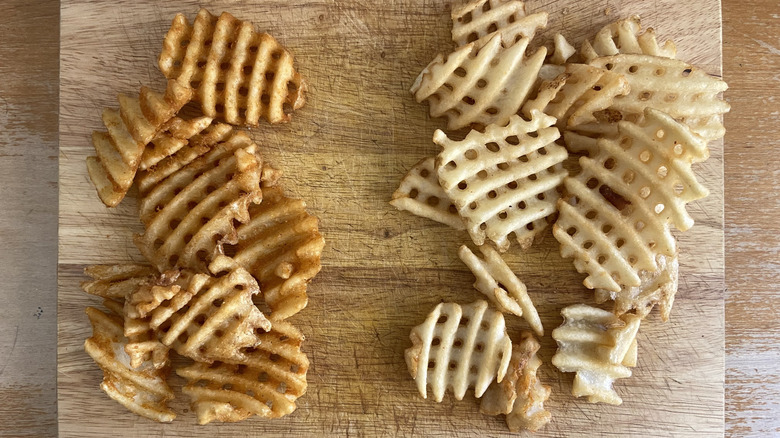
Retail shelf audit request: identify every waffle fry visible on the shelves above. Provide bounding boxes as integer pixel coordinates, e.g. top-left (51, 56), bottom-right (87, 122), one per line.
top-left (435, 111), bottom-right (567, 251)
top-left (563, 130), bottom-right (600, 156)
top-left (127, 256), bottom-right (271, 364)
top-left (135, 130), bottom-right (263, 273)
top-left (159, 9), bottom-right (307, 125)
top-left (480, 332), bottom-right (551, 432)
top-left (411, 33), bottom-right (547, 130)
top-left (596, 253), bottom-right (679, 321)
top-left (581, 16), bottom-right (677, 63)
top-left (405, 300), bottom-right (512, 402)
top-left (458, 245), bottom-right (542, 336)
top-left (177, 319), bottom-right (309, 424)
top-left (87, 80), bottom-right (193, 207)
top-left (390, 157), bottom-right (465, 230)
top-left (550, 33), bottom-right (576, 65)
top-left (81, 264), bottom-right (157, 300)
top-left (522, 63), bottom-right (630, 128)
top-left (84, 306), bottom-right (176, 422)
top-left (589, 54), bottom-right (730, 141)
top-left (227, 186), bottom-right (325, 320)
top-left (451, 0), bottom-right (548, 49)
top-left (551, 304), bottom-right (641, 405)
top-left (139, 116), bottom-right (213, 171)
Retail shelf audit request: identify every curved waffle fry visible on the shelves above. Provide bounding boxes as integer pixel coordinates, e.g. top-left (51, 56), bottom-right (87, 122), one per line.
top-left (135, 130), bottom-right (263, 273)
top-left (411, 33), bottom-right (547, 130)
top-left (451, 0), bottom-right (548, 49)
top-left (581, 15), bottom-right (677, 63)
top-left (458, 245), bottom-right (542, 336)
top-left (390, 157), bottom-right (465, 230)
top-left (87, 80), bottom-right (193, 207)
top-left (139, 116), bottom-right (213, 171)
top-left (480, 332), bottom-right (551, 432)
top-left (227, 186), bottom-right (324, 320)
top-left (177, 319), bottom-right (309, 424)
top-left (405, 300), bottom-right (512, 402)
top-left (127, 255), bottom-right (271, 363)
top-left (81, 264), bottom-right (157, 300)
top-left (435, 111), bottom-right (567, 251)
top-left (159, 9), bottom-right (307, 125)
top-left (551, 304), bottom-right (641, 405)
top-left (84, 306), bottom-right (176, 422)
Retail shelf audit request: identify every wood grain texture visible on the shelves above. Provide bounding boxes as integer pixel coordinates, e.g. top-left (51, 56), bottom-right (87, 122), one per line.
top-left (56, 1), bottom-right (726, 436)
top-left (0, 1), bottom-right (59, 437)
top-left (723, 1), bottom-right (780, 436)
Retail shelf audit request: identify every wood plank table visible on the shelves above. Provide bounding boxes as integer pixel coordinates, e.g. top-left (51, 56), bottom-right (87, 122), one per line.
top-left (0, 0), bottom-right (777, 436)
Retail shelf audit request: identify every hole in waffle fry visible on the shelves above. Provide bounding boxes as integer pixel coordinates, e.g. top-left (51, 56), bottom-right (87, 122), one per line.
top-left (215, 103), bottom-right (224, 113)
top-left (220, 62), bottom-right (229, 70)
top-left (169, 219), bottom-right (181, 230)
top-left (476, 343), bottom-right (484, 352)
top-left (460, 12), bottom-right (472, 23)
top-left (597, 255), bottom-right (607, 264)
top-left (682, 68), bottom-right (692, 77)
top-left (448, 361), bottom-right (458, 370)
top-left (432, 337), bottom-right (441, 346)
top-left (178, 332), bottom-right (189, 343)
top-left (629, 65), bottom-right (639, 73)
top-left (449, 204), bottom-right (458, 214)
top-left (507, 181), bottom-right (518, 189)
top-left (584, 241), bottom-right (594, 249)
top-left (169, 254), bottom-right (179, 266)
top-left (623, 170), bottom-right (635, 184)
top-left (639, 186), bottom-right (651, 198)
top-left (528, 173), bottom-right (538, 181)
top-left (453, 339), bottom-right (462, 348)
top-left (635, 221), bottom-right (646, 231)
top-left (195, 314), bottom-right (206, 326)
top-left (600, 185), bottom-right (632, 211)
top-left (488, 190), bottom-right (497, 199)
top-left (486, 142), bottom-right (500, 152)
top-left (605, 63), bottom-right (614, 70)
top-left (197, 60), bottom-right (206, 68)
top-left (249, 45), bottom-right (258, 53)
top-left (497, 162), bottom-right (509, 170)
top-left (487, 22), bottom-right (498, 33)
top-left (505, 135), bottom-right (520, 145)
top-left (602, 224), bottom-right (613, 234)
top-left (526, 222), bottom-right (535, 230)
top-left (485, 107), bottom-right (498, 115)
top-left (469, 202), bottom-right (478, 210)
top-left (518, 201), bottom-right (527, 209)
top-left (212, 298), bottom-right (224, 308)
top-left (196, 379), bottom-right (208, 387)
top-left (482, 1), bottom-right (491, 11)
top-left (278, 382), bottom-right (287, 393)
top-left (153, 238), bottom-right (164, 249)
top-left (499, 211), bottom-right (508, 219)
top-left (616, 238), bottom-right (625, 248)
top-left (454, 67), bottom-right (467, 77)
top-left (657, 166), bottom-right (668, 178)
top-left (272, 51), bottom-right (282, 60)
top-left (238, 87), bottom-right (248, 96)
top-left (437, 315), bottom-right (448, 324)
top-left (528, 131), bottom-right (538, 138)
top-left (265, 72), bottom-right (275, 81)
top-left (214, 330), bottom-right (224, 338)
top-left (476, 78), bottom-right (487, 88)
top-left (539, 147), bottom-right (548, 155)
top-left (477, 170), bottom-right (488, 179)
top-left (458, 181), bottom-right (468, 190)
top-left (426, 196), bottom-right (440, 206)
top-left (428, 361), bottom-right (436, 369)
top-left (587, 178), bottom-right (599, 189)
top-left (537, 192), bottom-right (546, 200)
top-left (519, 155), bottom-right (529, 163)
top-left (585, 210), bottom-right (597, 219)
top-left (604, 158), bottom-right (616, 170)
top-left (467, 32), bottom-right (478, 43)
top-left (465, 149), bottom-right (478, 160)
top-left (567, 226), bottom-right (577, 236)
top-left (460, 317), bottom-right (470, 326)
top-left (258, 372), bottom-right (269, 382)
top-left (639, 91), bottom-right (652, 101)
top-left (409, 188), bottom-right (419, 198)
top-left (462, 96), bottom-right (476, 105)
top-left (655, 204), bottom-right (665, 214)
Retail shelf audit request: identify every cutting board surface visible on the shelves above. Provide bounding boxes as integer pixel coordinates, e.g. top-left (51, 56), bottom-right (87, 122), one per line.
top-left (58, 0), bottom-right (725, 436)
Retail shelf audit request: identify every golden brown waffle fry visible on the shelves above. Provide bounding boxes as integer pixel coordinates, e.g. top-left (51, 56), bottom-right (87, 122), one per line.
top-left (458, 245), bottom-right (542, 336)
top-left (405, 300), bottom-right (512, 402)
top-left (159, 9), bottom-right (307, 125)
top-left (581, 16), bottom-right (677, 63)
top-left (84, 306), bottom-right (176, 422)
top-left (522, 63), bottom-right (630, 128)
top-left (480, 332), bottom-right (551, 432)
top-left (139, 116), bottom-right (213, 171)
top-left (595, 252), bottom-right (679, 321)
top-left (81, 264), bottom-right (157, 300)
top-left (227, 186), bottom-right (324, 320)
top-left (135, 130), bottom-right (263, 273)
top-left (390, 157), bottom-right (465, 230)
top-left (411, 33), bottom-right (547, 130)
top-left (87, 80), bottom-right (193, 207)
top-left (451, 0), bottom-right (548, 49)
top-left (127, 256), bottom-right (271, 364)
top-left (588, 54), bottom-right (730, 141)
top-left (177, 318), bottom-right (309, 424)
top-left (435, 111), bottom-right (567, 251)
top-left (551, 304), bottom-right (641, 405)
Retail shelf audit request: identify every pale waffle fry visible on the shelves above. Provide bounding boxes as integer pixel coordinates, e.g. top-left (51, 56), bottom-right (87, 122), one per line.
top-left (435, 111), bottom-right (567, 251)
top-left (451, 0), bottom-right (548, 49)
top-left (458, 245), bottom-right (542, 336)
top-left (84, 306), bottom-right (176, 422)
top-left (551, 304), bottom-right (641, 405)
top-left (411, 33), bottom-right (547, 130)
top-left (405, 300), bottom-right (512, 402)
top-left (159, 9), bottom-right (307, 125)
top-left (480, 332), bottom-right (551, 432)
top-left (390, 157), bottom-right (465, 230)
top-left (177, 318), bottom-right (309, 424)
top-left (549, 33), bottom-right (576, 65)
top-left (226, 186), bottom-right (325, 320)
top-left (139, 116), bottom-right (213, 171)
top-left (134, 130), bottom-right (263, 273)
top-left (563, 130), bottom-right (600, 156)
top-left (581, 15), bottom-right (677, 63)
top-left (81, 264), bottom-right (157, 300)
top-left (522, 63), bottom-right (630, 129)
top-left (87, 80), bottom-right (193, 207)
top-left (127, 255), bottom-right (271, 364)
top-left (595, 252), bottom-right (679, 321)
top-left (588, 54), bottom-right (730, 141)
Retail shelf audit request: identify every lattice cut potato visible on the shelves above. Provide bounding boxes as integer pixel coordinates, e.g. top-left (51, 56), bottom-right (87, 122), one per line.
top-left (436, 111), bottom-right (567, 251)
top-left (551, 304), bottom-right (641, 405)
top-left (458, 245), bottom-right (542, 336)
top-left (411, 33), bottom-right (547, 130)
top-left (177, 319), bottom-right (309, 424)
top-left (134, 129), bottom-right (264, 273)
top-left (390, 157), bottom-right (465, 230)
top-left (84, 306), bottom-right (176, 422)
top-left (87, 80), bottom-right (193, 207)
top-left (126, 255), bottom-right (271, 364)
top-left (159, 8), bottom-right (307, 125)
top-left (227, 185), bottom-right (325, 320)
top-left (139, 116), bottom-right (213, 171)
top-left (405, 300), bottom-right (512, 402)
top-left (81, 264), bottom-right (157, 300)
top-left (480, 331), bottom-right (551, 432)
top-left (451, 0), bottom-right (548, 49)
top-left (581, 15), bottom-right (677, 63)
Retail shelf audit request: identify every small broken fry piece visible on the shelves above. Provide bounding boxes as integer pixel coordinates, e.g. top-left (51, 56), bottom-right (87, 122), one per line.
top-left (390, 157), bottom-right (465, 230)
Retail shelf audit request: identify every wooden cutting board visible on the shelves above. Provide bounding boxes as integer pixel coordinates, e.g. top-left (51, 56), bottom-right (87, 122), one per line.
top-left (58, 0), bottom-right (725, 436)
